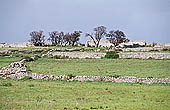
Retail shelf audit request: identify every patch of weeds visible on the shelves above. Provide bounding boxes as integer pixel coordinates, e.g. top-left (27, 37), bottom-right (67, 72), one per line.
top-left (20, 76), bottom-right (32, 81)
top-left (0, 82), bottom-right (12, 87)
top-left (104, 51), bottom-right (119, 59)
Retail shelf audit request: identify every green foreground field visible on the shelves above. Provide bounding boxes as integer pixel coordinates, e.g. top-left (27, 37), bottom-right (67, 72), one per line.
top-left (0, 79), bottom-right (170, 110)
top-left (26, 58), bottom-right (170, 78)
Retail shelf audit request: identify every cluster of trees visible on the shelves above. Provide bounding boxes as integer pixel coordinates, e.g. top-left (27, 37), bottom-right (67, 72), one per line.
top-left (30, 26), bottom-right (129, 47)
top-left (29, 30), bottom-right (82, 46)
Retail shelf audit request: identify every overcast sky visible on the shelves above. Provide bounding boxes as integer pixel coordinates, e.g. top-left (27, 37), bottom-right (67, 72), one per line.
top-left (0, 0), bottom-right (170, 43)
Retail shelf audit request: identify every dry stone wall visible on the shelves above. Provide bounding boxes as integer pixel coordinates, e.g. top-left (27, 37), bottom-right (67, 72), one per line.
top-left (122, 47), bottom-right (166, 52)
top-left (119, 52), bottom-right (170, 59)
top-left (46, 52), bottom-right (106, 59)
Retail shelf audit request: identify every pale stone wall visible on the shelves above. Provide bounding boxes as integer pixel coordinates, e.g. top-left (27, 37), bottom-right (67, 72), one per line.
top-left (119, 52), bottom-right (170, 59)
top-left (0, 42), bottom-right (33, 48)
top-left (50, 52), bottom-right (106, 59)
top-left (155, 43), bottom-right (170, 47)
top-left (122, 47), bottom-right (165, 52)
top-left (119, 40), bottom-right (146, 48)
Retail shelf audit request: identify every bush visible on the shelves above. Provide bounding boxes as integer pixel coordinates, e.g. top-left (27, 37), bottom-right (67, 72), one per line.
top-left (104, 51), bottom-right (119, 59)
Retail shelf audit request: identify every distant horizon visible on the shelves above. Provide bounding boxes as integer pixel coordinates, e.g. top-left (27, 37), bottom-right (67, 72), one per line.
top-left (0, 0), bottom-right (170, 44)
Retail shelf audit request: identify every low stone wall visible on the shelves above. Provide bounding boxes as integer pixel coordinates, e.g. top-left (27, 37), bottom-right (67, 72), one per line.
top-left (122, 47), bottom-right (165, 52)
top-left (46, 52), bottom-right (106, 59)
top-left (0, 43), bottom-right (33, 48)
top-left (1, 73), bottom-right (170, 84)
top-left (119, 52), bottom-right (170, 59)
top-left (0, 59), bottom-right (27, 76)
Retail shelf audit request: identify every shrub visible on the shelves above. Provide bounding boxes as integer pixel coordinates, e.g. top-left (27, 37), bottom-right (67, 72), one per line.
top-left (104, 51), bottom-right (119, 59)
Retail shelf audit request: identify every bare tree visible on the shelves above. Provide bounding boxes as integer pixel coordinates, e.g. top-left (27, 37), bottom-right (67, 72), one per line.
top-left (48, 31), bottom-right (64, 46)
top-left (106, 30), bottom-right (129, 47)
top-left (63, 33), bottom-right (72, 46)
top-left (30, 31), bottom-right (45, 46)
top-left (86, 26), bottom-right (106, 47)
top-left (63, 31), bottom-right (82, 46)
top-left (70, 31), bottom-right (82, 46)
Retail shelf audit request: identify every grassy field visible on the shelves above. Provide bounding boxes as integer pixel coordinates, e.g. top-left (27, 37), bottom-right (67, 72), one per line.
top-left (0, 56), bottom-right (22, 68)
top-left (0, 79), bottom-right (170, 110)
top-left (26, 58), bottom-right (170, 78)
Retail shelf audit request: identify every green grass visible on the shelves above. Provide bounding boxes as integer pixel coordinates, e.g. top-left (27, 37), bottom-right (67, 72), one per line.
top-left (0, 79), bottom-right (170, 110)
top-left (26, 58), bottom-right (170, 78)
top-left (0, 56), bottom-right (21, 68)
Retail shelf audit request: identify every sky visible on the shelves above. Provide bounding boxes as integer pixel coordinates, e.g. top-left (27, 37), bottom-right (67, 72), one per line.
top-left (0, 0), bottom-right (170, 43)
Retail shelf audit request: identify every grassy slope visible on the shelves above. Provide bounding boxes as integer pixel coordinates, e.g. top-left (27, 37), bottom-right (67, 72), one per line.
top-left (0, 79), bottom-right (170, 110)
top-left (26, 58), bottom-right (170, 78)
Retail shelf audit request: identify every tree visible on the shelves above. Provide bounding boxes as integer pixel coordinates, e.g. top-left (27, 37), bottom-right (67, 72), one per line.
top-left (70, 31), bottom-right (82, 46)
top-left (63, 31), bottom-right (82, 46)
top-left (106, 30), bottom-right (129, 47)
top-left (48, 31), bottom-right (64, 46)
top-left (63, 33), bottom-right (72, 46)
top-left (30, 31), bottom-right (45, 46)
top-left (86, 26), bottom-right (107, 47)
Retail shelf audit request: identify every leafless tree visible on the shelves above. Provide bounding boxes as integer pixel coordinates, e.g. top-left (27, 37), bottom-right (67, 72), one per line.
top-left (70, 31), bottom-right (82, 46)
top-left (30, 31), bottom-right (45, 46)
top-left (48, 31), bottom-right (64, 46)
top-left (63, 31), bottom-right (82, 46)
top-left (63, 33), bottom-right (72, 46)
top-left (86, 26), bottom-right (107, 47)
top-left (106, 30), bottom-right (129, 47)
